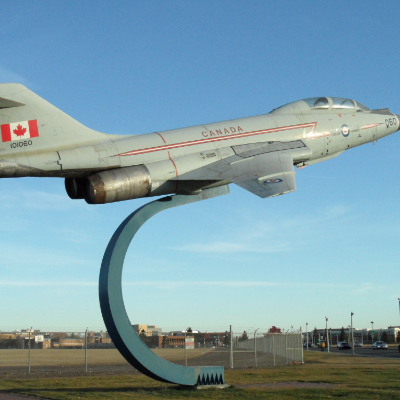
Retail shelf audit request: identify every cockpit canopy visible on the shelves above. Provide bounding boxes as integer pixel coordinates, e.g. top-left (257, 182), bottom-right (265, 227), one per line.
top-left (270, 97), bottom-right (370, 115)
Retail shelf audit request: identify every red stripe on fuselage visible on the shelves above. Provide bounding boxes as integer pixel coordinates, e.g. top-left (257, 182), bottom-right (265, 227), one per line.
top-left (114, 122), bottom-right (316, 157)
top-left (156, 132), bottom-right (166, 143)
top-left (361, 123), bottom-right (381, 130)
top-left (168, 151), bottom-right (178, 177)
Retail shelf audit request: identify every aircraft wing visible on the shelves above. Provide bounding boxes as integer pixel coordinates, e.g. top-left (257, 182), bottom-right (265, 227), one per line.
top-left (176, 141), bottom-right (305, 198)
top-left (230, 153), bottom-right (295, 198)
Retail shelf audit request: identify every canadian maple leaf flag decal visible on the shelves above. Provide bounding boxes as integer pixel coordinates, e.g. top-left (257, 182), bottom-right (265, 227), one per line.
top-left (1, 120), bottom-right (39, 142)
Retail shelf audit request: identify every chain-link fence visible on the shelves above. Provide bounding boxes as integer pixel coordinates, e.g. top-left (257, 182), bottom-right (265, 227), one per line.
top-left (0, 328), bottom-right (302, 379)
top-left (236, 332), bottom-right (303, 367)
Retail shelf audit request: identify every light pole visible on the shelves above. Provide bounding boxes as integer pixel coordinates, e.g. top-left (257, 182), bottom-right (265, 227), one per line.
top-left (398, 298), bottom-right (400, 326)
top-left (254, 328), bottom-right (259, 367)
top-left (351, 312), bottom-right (354, 355)
top-left (85, 327), bottom-right (88, 372)
top-left (325, 317), bottom-right (329, 352)
top-left (371, 321), bottom-right (374, 344)
top-left (28, 326), bottom-right (32, 375)
top-left (397, 298), bottom-right (400, 343)
top-left (184, 327), bottom-right (190, 367)
top-left (306, 323), bottom-right (308, 351)
top-left (229, 325), bottom-right (233, 369)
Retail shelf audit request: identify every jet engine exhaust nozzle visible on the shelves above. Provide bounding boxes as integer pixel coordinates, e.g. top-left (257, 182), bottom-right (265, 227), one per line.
top-left (85, 165), bottom-right (152, 204)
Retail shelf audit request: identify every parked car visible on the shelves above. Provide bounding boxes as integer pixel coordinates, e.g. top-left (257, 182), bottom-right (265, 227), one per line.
top-left (338, 342), bottom-right (352, 350)
top-left (373, 341), bottom-right (388, 350)
top-left (303, 342), bottom-right (313, 348)
top-left (354, 342), bottom-right (363, 347)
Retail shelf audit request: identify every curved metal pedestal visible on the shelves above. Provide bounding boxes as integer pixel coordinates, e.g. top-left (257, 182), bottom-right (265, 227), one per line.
top-left (99, 186), bottom-right (229, 386)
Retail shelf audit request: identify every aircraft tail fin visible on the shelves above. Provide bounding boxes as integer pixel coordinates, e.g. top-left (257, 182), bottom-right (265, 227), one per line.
top-left (0, 83), bottom-right (108, 154)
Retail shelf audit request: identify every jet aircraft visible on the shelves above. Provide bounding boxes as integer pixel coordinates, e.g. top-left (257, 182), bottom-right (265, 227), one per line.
top-left (0, 84), bottom-right (398, 203)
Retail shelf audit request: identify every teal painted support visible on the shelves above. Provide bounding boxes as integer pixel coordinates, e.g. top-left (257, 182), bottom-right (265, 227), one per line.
top-left (99, 185), bottom-right (229, 386)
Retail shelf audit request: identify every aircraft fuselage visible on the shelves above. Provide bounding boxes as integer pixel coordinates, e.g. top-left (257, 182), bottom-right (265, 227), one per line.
top-left (0, 87), bottom-right (398, 203)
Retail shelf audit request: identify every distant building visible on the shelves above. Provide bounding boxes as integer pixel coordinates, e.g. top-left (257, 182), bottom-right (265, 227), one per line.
top-left (306, 326), bottom-right (400, 344)
top-left (140, 334), bottom-right (184, 348)
top-left (0, 334), bottom-right (15, 340)
top-left (139, 330), bottom-right (230, 349)
top-left (132, 324), bottom-right (162, 337)
top-left (87, 331), bottom-right (111, 343)
top-left (192, 332), bottom-right (228, 348)
top-left (268, 326), bottom-right (281, 333)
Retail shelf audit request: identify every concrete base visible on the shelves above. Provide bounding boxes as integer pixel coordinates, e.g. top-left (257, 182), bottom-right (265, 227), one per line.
top-left (196, 384), bottom-right (230, 390)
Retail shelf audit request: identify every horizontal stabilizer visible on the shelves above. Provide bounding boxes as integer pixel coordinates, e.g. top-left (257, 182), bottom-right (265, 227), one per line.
top-left (0, 97), bottom-right (25, 109)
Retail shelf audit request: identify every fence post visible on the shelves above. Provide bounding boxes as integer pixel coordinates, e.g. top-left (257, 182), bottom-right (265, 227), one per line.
top-left (85, 328), bottom-right (88, 372)
top-left (254, 328), bottom-right (259, 367)
top-left (28, 327), bottom-right (32, 375)
top-left (273, 334), bottom-right (275, 366)
top-left (286, 334), bottom-right (288, 364)
top-left (300, 327), bottom-right (303, 364)
top-left (254, 332), bottom-right (257, 367)
top-left (184, 330), bottom-right (187, 367)
top-left (230, 325), bottom-right (233, 369)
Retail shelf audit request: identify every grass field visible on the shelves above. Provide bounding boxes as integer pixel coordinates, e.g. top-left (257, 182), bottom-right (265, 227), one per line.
top-left (1, 351), bottom-right (400, 399)
top-left (0, 348), bottom-right (213, 367)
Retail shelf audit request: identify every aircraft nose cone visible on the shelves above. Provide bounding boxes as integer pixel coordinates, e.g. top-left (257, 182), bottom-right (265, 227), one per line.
top-left (396, 115), bottom-right (400, 131)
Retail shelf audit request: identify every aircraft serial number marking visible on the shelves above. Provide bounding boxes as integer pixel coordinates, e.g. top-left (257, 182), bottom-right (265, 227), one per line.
top-left (10, 140), bottom-right (33, 148)
top-left (115, 122), bottom-right (317, 157)
top-left (385, 118), bottom-right (397, 128)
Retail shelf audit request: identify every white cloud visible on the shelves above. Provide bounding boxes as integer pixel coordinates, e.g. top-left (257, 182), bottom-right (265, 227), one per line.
top-left (299, 174), bottom-right (339, 180)
top-left (317, 204), bottom-right (351, 219)
top-left (0, 190), bottom-right (92, 212)
top-left (0, 281), bottom-right (97, 287)
top-left (0, 243), bottom-right (89, 269)
top-left (169, 241), bottom-right (290, 253)
top-left (351, 282), bottom-right (388, 295)
top-left (0, 280), bottom-right (389, 293)
top-left (0, 65), bottom-right (31, 87)
top-left (169, 202), bottom-right (354, 255)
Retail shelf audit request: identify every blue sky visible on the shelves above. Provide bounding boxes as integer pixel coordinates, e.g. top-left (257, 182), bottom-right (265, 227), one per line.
top-left (1, 1), bottom-right (400, 335)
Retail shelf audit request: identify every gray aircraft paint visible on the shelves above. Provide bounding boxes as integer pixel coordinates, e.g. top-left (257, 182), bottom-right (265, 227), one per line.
top-left (0, 84), bottom-right (398, 203)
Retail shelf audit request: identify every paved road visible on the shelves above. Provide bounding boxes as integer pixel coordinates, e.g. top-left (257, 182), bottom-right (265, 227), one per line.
top-left (305, 346), bottom-right (400, 359)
